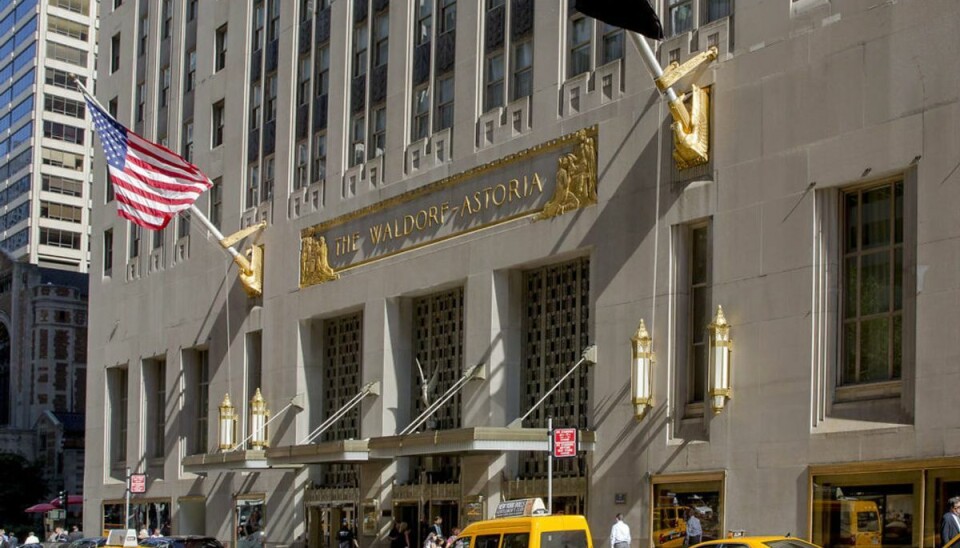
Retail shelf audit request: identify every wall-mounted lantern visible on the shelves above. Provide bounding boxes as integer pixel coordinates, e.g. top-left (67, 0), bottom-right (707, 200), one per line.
top-left (708, 306), bottom-right (732, 414)
top-left (218, 393), bottom-right (237, 451)
top-left (249, 388), bottom-right (270, 449)
top-left (630, 319), bottom-right (654, 420)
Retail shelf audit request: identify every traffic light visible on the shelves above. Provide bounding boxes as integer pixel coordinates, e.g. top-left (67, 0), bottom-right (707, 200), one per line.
top-left (58, 490), bottom-right (66, 507)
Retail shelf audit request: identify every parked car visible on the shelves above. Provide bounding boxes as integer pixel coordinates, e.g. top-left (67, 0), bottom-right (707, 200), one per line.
top-left (693, 537), bottom-right (820, 548)
top-left (138, 537), bottom-right (223, 548)
top-left (69, 537), bottom-right (107, 548)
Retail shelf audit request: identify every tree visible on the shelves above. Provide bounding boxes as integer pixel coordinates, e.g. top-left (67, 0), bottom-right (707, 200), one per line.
top-left (0, 452), bottom-right (49, 533)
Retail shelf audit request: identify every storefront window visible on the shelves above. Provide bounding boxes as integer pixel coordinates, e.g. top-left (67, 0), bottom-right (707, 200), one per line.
top-left (103, 501), bottom-right (171, 536)
top-left (237, 498), bottom-right (266, 548)
top-left (811, 470), bottom-right (919, 547)
top-left (652, 474), bottom-right (723, 548)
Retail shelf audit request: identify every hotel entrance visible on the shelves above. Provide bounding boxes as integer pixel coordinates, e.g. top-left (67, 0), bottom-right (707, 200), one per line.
top-left (305, 485), bottom-right (358, 548)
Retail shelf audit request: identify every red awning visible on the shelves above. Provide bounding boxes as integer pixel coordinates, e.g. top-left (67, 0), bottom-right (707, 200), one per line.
top-left (49, 495), bottom-right (84, 507)
top-left (25, 503), bottom-right (56, 513)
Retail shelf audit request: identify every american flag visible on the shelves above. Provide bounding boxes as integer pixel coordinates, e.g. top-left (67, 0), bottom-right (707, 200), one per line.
top-left (82, 90), bottom-right (212, 230)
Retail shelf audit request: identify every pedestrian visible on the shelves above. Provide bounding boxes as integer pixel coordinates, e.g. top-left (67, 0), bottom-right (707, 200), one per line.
top-left (389, 522), bottom-right (402, 548)
top-left (337, 520), bottom-right (358, 548)
top-left (444, 528), bottom-right (460, 548)
top-left (610, 514), bottom-right (630, 548)
top-left (940, 496), bottom-right (960, 547)
top-left (23, 533), bottom-right (39, 546)
top-left (431, 517), bottom-right (443, 537)
top-left (398, 522), bottom-right (411, 548)
top-left (423, 532), bottom-right (438, 548)
top-left (8, 531), bottom-right (18, 548)
top-left (67, 526), bottom-right (82, 542)
top-left (684, 508), bottom-right (702, 547)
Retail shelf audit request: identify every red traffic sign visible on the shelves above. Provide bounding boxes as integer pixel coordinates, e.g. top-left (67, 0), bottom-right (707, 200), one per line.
top-left (130, 473), bottom-right (147, 494)
top-left (552, 428), bottom-right (578, 458)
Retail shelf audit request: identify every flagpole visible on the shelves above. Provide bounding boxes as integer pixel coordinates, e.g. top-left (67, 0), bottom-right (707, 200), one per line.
top-left (74, 76), bottom-right (259, 279)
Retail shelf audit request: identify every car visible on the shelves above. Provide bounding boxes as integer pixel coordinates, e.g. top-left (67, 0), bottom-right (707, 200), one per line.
top-left (137, 536), bottom-right (224, 548)
top-left (69, 537), bottom-right (107, 548)
top-left (692, 536), bottom-right (821, 548)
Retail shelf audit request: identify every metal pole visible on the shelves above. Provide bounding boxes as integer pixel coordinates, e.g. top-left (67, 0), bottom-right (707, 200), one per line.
top-left (547, 417), bottom-right (553, 515)
top-left (124, 468), bottom-right (131, 530)
top-left (628, 31), bottom-right (679, 103)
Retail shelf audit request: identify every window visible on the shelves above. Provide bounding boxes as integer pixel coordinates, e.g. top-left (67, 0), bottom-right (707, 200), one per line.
top-left (439, 0), bottom-right (456, 34)
top-left (148, 359), bottom-right (165, 459)
top-left (41, 148), bottom-right (84, 171)
top-left (114, 0), bottom-right (122, 8)
top-left (315, 45), bottom-right (329, 96)
top-left (159, 66), bottom-right (171, 108)
top-left (350, 114), bottom-right (365, 167)
top-left (108, 97), bottom-right (118, 118)
top-left (415, 0), bottom-right (432, 46)
top-left (263, 156), bottom-right (275, 201)
top-left (129, 224), bottom-right (141, 258)
top-left (209, 178), bottom-right (222, 230)
top-left (353, 24), bottom-right (368, 77)
top-left (103, 229), bottom-right (114, 276)
top-left (680, 222), bottom-right (710, 418)
top-left (297, 56), bottom-right (310, 106)
top-left (245, 330), bottom-right (263, 446)
top-left (161, 0), bottom-right (172, 38)
top-left (312, 132), bottom-right (326, 184)
top-left (108, 368), bottom-right (128, 463)
top-left (511, 40), bottom-right (533, 101)
top-left (40, 201), bottom-right (83, 222)
top-left (182, 121), bottom-right (193, 162)
top-left (373, 11), bottom-right (389, 67)
top-left (136, 81), bottom-right (145, 122)
top-left (600, 23), bottom-right (624, 65)
top-left (44, 95), bottom-right (86, 118)
top-left (705, 0), bottom-right (732, 23)
top-left (187, 0), bottom-right (198, 22)
top-left (250, 83), bottom-right (262, 130)
top-left (45, 68), bottom-right (85, 91)
top-left (43, 121), bottom-right (84, 145)
top-left (48, 16), bottom-right (88, 41)
top-left (840, 180), bottom-right (904, 387)
top-left (370, 107), bottom-right (386, 159)
top-left (42, 175), bottom-right (83, 197)
top-left (212, 100), bottom-right (225, 147)
top-left (435, 74), bottom-right (454, 131)
top-left (267, 0), bottom-right (280, 43)
top-left (568, 17), bottom-right (590, 78)
top-left (252, 1), bottom-right (264, 48)
top-left (154, 226), bottom-right (165, 251)
top-left (215, 25), bottom-right (227, 71)
top-left (266, 74), bottom-right (277, 122)
top-left (178, 210), bottom-right (190, 239)
top-left (651, 474), bottom-right (723, 548)
top-left (111, 33), bottom-right (121, 73)
top-left (295, 141), bottom-right (308, 190)
top-left (194, 350), bottom-right (210, 454)
top-left (412, 85), bottom-right (430, 141)
top-left (138, 14), bottom-right (148, 56)
top-left (669, 0), bottom-right (693, 35)
top-left (40, 228), bottom-right (81, 249)
top-left (185, 50), bottom-right (196, 92)
top-left (484, 54), bottom-right (504, 111)
top-left (246, 163), bottom-right (259, 208)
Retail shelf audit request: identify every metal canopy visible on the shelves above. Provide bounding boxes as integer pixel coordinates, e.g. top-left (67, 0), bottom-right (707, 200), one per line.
top-left (266, 439), bottom-right (384, 465)
top-left (180, 449), bottom-right (298, 473)
top-left (368, 427), bottom-right (596, 458)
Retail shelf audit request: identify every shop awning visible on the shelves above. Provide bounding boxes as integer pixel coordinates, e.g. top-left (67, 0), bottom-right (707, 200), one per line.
top-left (368, 427), bottom-right (596, 458)
top-left (266, 439), bottom-right (385, 465)
top-left (25, 503), bottom-right (56, 513)
top-left (181, 449), bottom-right (293, 472)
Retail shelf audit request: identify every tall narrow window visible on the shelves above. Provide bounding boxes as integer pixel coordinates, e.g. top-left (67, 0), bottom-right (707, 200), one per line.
top-left (245, 331), bottom-right (263, 447)
top-left (684, 223), bottom-right (710, 415)
top-left (196, 350), bottom-right (209, 454)
top-left (705, 0), bottom-right (733, 24)
top-left (295, 141), bottom-right (308, 190)
top-left (247, 163), bottom-right (260, 208)
top-left (439, 0), bottom-right (456, 34)
top-left (185, 50), bottom-right (197, 92)
top-left (353, 24), bottom-right (368, 77)
top-left (415, 0), bottom-right (432, 46)
top-left (568, 16), bottom-right (591, 78)
top-left (212, 100), bottom-right (225, 147)
top-left (370, 106), bottom-right (386, 159)
top-left (412, 85), bottom-right (430, 141)
top-left (136, 82), bottom-right (145, 122)
top-left (129, 224), bottom-right (141, 259)
top-left (669, 0), bottom-right (693, 36)
top-left (111, 33), bottom-right (121, 73)
top-left (103, 229), bottom-right (114, 276)
top-left (297, 56), bottom-right (310, 106)
top-left (215, 25), bottom-right (227, 71)
top-left (253, 1), bottom-right (265, 48)
top-left (178, 210), bottom-right (190, 239)
top-left (315, 46), bottom-right (330, 97)
top-left (161, 0), bottom-right (172, 38)
top-left (146, 359), bottom-right (166, 459)
top-left (209, 177), bottom-right (222, 230)
top-left (312, 132), bottom-right (327, 184)
top-left (187, 0), bottom-right (198, 21)
top-left (250, 83), bottom-right (262, 131)
top-left (484, 54), bottom-right (504, 111)
top-left (267, 0), bottom-right (281, 43)
top-left (138, 14), bottom-right (148, 56)
top-left (841, 180), bottom-right (904, 386)
top-left (263, 156), bottom-right (275, 201)
top-left (435, 74), bottom-right (454, 131)
top-left (599, 23), bottom-right (624, 65)
top-left (109, 368), bottom-right (128, 463)
top-left (266, 75), bottom-right (277, 122)
top-left (182, 121), bottom-right (193, 162)
top-left (511, 40), bottom-right (533, 101)
top-left (350, 114), bottom-right (365, 167)
top-left (159, 66), bottom-right (171, 108)
top-left (373, 11), bottom-right (389, 67)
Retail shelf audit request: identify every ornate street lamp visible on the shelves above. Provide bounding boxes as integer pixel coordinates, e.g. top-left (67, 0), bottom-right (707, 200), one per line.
top-left (218, 393), bottom-right (237, 451)
top-left (249, 388), bottom-right (270, 449)
top-left (708, 306), bottom-right (732, 414)
top-left (631, 319), bottom-right (654, 420)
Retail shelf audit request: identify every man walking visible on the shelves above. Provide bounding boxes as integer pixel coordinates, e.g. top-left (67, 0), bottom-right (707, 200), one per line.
top-left (610, 514), bottom-right (630, 548)
top-left (684, 508), bottom-right (702, 547)
top-left (940, 496), bottom-right (960, 547)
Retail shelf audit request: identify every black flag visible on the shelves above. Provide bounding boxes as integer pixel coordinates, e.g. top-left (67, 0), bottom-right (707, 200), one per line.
top-left (575, 0), bottom-right (664, 41)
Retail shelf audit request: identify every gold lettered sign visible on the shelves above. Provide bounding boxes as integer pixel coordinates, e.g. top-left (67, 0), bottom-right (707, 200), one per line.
top-left (300, 127), bottom-right (597, 288)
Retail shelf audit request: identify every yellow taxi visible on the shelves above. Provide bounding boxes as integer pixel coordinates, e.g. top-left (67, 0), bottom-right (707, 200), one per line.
top-left (692, 536), bottom-right (821, 548)
top-left (456, 498), bottom-right (593, 548)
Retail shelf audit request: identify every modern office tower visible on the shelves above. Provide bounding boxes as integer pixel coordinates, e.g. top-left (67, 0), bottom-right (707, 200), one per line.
top-left (0, 0), bottom-right (96, 272)
top-left (87, 1), bottom-right (960, 547)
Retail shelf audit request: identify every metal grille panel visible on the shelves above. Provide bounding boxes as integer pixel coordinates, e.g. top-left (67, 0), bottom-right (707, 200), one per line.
top-left (411, 288), bottom-right (465, 431)
top-left (520, 257), bottom-right (590, 478)
top-left (320, 312), bottom-right (362, 486)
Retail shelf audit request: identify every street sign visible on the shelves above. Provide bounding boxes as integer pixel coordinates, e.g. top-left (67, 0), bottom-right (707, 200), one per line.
top-left (129, 473), bottom-right (147, 494)
top-left (552, 428), bottom-right (578, 458)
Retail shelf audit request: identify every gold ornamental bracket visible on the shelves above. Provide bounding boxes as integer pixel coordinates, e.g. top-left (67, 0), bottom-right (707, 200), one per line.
top-left (222, 221), bottom-right (267, 297)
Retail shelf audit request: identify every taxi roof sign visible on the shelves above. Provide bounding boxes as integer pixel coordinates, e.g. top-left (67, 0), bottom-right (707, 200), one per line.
top-left (494, 498), bottom-right (548, 518)
top-left (105, 529), bottom-right (139, 548)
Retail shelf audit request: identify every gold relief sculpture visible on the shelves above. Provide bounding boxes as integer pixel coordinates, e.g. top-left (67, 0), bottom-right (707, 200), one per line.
top-left (299, 235), bottom-right (339, 287)
top-left (538, 129), bottom-right (598, 220)
top-left (672, 85), bottom-right (711, 170)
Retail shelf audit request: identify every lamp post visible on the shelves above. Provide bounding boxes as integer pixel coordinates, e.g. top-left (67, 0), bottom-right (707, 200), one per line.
top-left (631, 319), bottom-right (654, 420)
top-left (249, 389), bottom-right (270, 449)
top-left (707, 306), bottom-right (732, 414)
top-left (218, 393), bottom-right (237, 451)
